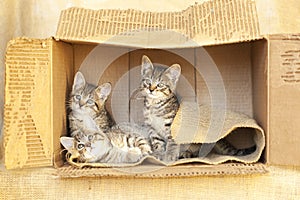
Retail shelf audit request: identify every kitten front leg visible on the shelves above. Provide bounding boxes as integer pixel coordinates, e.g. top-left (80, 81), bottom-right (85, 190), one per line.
top-left (149, 128), bottom-right (166, 150)
top-left (162, 129), bottom-right (180, 162)
top-left (149, 132), bottom-right (166, 160)
top-left (179, 143), bottom-right (202, 159)
top-left (69, 116), bottom-right (84, 137)
top-left (127, 147), bottom-right (143, 162)
top-left (164, 138), bottom-right (180, 162)
top-left (140, 144), bottom-right (152, 156)
top-left (149, 130), bottom-right (179, 162)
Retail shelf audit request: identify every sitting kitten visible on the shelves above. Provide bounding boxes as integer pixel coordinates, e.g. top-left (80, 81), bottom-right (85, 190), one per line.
top-left (60, 129), bottom-right (152, 164)
top-left (138, 55), bottom-right (256, 161)
top-left (67, 71), bottom-right (115, 137)
top-left (139, 55), bottom-right (182, 162)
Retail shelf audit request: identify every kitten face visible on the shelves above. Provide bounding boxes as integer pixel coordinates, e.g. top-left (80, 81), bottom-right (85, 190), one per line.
top-left (70, 72), bottom-right (111, 116)
top-left (60, 133), bottom-right (110, 163)
top-left (140, 55), bottom-right (181, 99)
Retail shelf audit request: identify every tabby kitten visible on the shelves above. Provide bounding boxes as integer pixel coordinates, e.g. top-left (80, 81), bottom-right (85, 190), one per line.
top-left (139, 55), bottom-right (256, 160)
top-left (139, 55), bottom-right (181, 162)
top-left (211, 138), bottom-right (256, 156)
top-left (68, 71), bottom-right (115, 137)
top-left (60, 129), bottom-right (152, 163)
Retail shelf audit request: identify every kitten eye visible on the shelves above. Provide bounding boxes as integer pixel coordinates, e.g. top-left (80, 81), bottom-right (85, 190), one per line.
top-left (75, 95), bottom-right (81, 100)
top-left (77, 143), bottom-right (85, 150)
top-left (87, 99), bottom-right (94, 105)
top-left (88, 135), bottom-right (94, 141)
top-left (143, 79), bottom-right (151, 86)
top-left (157, 83), bottom-right (165, 88)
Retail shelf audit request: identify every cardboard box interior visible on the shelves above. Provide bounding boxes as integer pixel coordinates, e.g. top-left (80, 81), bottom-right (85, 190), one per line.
top-left (55, 38), bottom-right (268, 170)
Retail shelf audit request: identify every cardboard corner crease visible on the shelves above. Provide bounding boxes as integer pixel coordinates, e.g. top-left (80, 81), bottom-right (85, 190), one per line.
top-left (4, 0), bottom-right (300, 176)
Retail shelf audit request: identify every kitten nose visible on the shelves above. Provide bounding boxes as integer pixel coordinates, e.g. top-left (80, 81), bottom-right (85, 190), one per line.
top-left (149, 85), bottom-right (156, 92)
top-left (85, 142), bottom-right (91, 147)
top-left (79, 101), bottom-right (84, 107)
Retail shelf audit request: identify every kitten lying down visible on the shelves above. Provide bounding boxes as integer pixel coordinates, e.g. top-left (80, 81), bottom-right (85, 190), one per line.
top-left (60, 127), bottom-right (152, 164)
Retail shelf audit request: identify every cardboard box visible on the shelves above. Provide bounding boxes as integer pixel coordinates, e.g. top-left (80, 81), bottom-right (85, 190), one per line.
top-left (3, 0), bottom-right (300, 177)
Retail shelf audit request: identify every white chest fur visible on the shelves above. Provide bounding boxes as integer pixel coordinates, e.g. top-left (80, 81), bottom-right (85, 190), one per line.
top-left (74, 112), bottom-right (99, 132)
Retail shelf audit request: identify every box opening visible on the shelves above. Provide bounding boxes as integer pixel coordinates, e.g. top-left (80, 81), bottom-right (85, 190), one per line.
top-left (52, 38), bottom-right (268, 174)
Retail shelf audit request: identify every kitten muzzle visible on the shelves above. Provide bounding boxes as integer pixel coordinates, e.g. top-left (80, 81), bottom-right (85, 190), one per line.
top-left (149, 85), bottom-right (157, 92)
top-left (79, 101), bottom-right (85, 107)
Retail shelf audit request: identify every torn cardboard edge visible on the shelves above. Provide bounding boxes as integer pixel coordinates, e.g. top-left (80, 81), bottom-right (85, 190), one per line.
top-left (65, 103), bottom-right (265, 168)
top-left (55, 0), bottom-right (261, 48)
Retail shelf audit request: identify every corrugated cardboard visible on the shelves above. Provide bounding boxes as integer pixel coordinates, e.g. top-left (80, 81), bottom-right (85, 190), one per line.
top-left (56, 0), bottom-right (261, 47)
top-left (268, 34), bottom-right (300, 165)
top-left (3, 0), bottom-right (300, 176)
top-left (4, 38), bottom-right (53, 168)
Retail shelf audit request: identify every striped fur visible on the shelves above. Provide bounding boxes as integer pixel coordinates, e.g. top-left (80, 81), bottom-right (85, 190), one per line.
top-left (213, 139), bottom-right (256, 156)
top-left (60, 129), bottom-right (152, 163)
top-left (139, 55), bottom-right (256, 161)
top-left (67, 71), bottom-right (115, 137)
top-left (180, 139), bottom-right (256, 158)
top-left (140, 55), bottom-right (181, 162)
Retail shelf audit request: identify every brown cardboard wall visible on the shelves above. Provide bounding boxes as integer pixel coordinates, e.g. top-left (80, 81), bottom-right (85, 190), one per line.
top-left (251, 39), bottom-right (268, 162)
top-left (196, 43), bottom-right (253, 117)
top-left (268, 36), bottom-right (300, 165)
top-left (68, 43), bottom-right (258, 140)
top-left (52, 40), bottom-right (73, 167)
top-left (70, 43), bottom-right (253, 126)
top-left (71, 45), bottom-right (255, 125)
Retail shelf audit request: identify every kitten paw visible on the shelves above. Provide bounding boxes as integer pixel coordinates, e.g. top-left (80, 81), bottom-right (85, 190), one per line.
top-left (152, 143), bottom-right (165, 152)
top-left (141, 145), bottom-right (153, 155)
top-left (164, 141), bottom-right (180, 162)
top-left (179, 151), bottom-right (193, 159)
top-left (152, 152), bottom-right (165, 161)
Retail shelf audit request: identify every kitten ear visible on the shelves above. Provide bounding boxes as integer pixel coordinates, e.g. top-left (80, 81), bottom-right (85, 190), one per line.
top-left (73, 71), bottom-right (86, 91)
top-left (60, 137), bottom-right (74, 151)
top-left (141, 55), bottom-right (154, 77)
top-left (163, 64), bottom-right (181, 85)
top-left (95, 82), bottom-right (112, 100)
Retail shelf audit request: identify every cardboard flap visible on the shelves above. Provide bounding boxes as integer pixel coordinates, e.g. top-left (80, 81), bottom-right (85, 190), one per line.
top-left (4, 38), bottom-right (53, 169)
top-left (55, 0), bottom-right (262, 48)
top-left (268, 34), bottom-right (300, 166)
